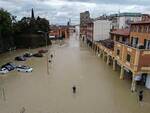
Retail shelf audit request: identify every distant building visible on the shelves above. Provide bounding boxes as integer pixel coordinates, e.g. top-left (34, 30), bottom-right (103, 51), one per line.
top-left (109, 13), bottom-right (142, 29)
top-left (93, 19), bottom-right (112, 41)
top-left (142, 14), bottom-right (150, 21)
top-left (49, 25), bottom-right (69, 39)
top-left (118, 13), bottom-right (142, 29)
top-left (80, 11), bottom-right (91, 26)
top-left (86, 20), bottom-right (94, 41)
top-left (109, 14), bottom-right (118, 29)
top-left (80, 11), bottom-right (91, 40)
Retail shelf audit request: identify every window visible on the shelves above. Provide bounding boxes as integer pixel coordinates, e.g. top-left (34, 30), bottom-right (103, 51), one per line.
top-left (122, 37), bottom-right (127, 43)
top-left (116, 36), bottom-right (119, 41)
top-left (117, 49), bottom-right (120, 56)
top-left (126, 54), bottom-right (131, 62)
top-left (143, 26), bottom-right (148, 33)
top-left (144, 39), bottom-right (150, 49)
top-left (131, 37), bottom-right (139, 47)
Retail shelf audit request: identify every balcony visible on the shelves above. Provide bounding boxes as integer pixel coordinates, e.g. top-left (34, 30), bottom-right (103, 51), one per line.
top-left (95, 39), bottom-right (115, 57)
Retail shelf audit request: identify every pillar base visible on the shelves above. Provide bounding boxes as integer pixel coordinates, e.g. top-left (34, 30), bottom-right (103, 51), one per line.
top-left (131, 75), bottom-right (137, 92)
top-left (103, 52), bottom-right (105, 60)
top-left (106, 56), bottom-right (110, 65)
top-left (120, 66), bottom-right (124, 80)
top-left (113, 59), bottom-right (116, 71)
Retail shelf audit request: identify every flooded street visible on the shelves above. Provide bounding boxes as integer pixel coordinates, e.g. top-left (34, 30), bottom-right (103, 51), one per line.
top-left (0, 33), bottom-right (150, 113)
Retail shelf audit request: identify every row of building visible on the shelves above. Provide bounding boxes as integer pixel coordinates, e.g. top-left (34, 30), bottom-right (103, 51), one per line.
top-left (49, 21), bottom-right (75, 39)
top-left (79, 11), bottom-right (150, 92)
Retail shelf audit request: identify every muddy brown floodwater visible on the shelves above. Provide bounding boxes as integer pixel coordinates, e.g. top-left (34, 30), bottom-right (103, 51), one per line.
top-left (0, 33), bottom-right (150, 113)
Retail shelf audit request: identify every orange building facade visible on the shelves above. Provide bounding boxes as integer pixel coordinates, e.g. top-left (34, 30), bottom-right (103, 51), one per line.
top-left (49, 26), bottom-right (69, 39)
top-left (92, 22), bottom-right (150, 91)
top-left (113, 22), bottom-right (150, 91)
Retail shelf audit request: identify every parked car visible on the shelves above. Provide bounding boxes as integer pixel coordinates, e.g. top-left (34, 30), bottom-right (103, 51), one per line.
top-left (23, 53), bottom-right (33, 57)
top-left (33, 53), bottom-right (43, 57)
top-left (16, 65), bottom-right (33, 73)
top-left (38, 49), bottom-right (48, 53)
top-left (0, 68), bottom-right (9, 74)
top-left (15, 56), bottom-right (26, 61)
top-left (1, 62), bottom-right (16, 71)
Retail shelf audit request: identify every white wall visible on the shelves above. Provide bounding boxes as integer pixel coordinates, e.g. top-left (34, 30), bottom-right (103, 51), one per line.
top-left (118, 16), bottom-right (141, 29)
top-left (93, 20), bottom-right (111, 41)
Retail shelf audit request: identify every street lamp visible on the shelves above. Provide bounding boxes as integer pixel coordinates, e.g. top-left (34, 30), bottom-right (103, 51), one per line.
top-left (37, 30), bottom-right (50, 75)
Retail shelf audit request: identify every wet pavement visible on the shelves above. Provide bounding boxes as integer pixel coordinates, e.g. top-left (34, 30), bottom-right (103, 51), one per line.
top-left (0, 33), bottom-right (150, 113)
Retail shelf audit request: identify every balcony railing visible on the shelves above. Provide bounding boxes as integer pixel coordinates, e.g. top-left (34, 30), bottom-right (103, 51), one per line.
top-left (115, 40), bottom-right (150, 50)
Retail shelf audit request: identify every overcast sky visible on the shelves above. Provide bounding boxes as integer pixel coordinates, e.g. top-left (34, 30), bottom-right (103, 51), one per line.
top-left (0, 0), bottom-right (150, 25)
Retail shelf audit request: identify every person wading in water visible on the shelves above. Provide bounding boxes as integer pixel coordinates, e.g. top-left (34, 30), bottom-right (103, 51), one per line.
top-left (72, 86), bottom-right (76, 94)
top-left (139, 90), bottom-right (143, 102)
top-left (50, 54), bottom-right (53, 59)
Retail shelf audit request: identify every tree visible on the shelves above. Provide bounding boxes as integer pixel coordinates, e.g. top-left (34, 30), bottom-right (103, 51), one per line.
top-left (13, 15), bottom-right (50, 48)
top-left (0, 8), bottom-right (14, 53)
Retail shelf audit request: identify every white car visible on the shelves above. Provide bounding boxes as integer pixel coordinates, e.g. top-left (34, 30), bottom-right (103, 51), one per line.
top-left (16, 65), bottom-right (33, 73)
top-left (0, 68), bottom-right (9, 74)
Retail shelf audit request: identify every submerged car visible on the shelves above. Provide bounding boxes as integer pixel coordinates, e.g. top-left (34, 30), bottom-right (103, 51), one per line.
top-left (33, 53), bottom-right (43, 57)
top-left (1, 62), bottom-right (16, 71)
top-left (38, 49), bottom-right (48, 53)
top-left (23, 53), bottom-right (33, 57)
top-left (16, 65), bottom-right (33, 73)
top-left (15, 56), bottom-right (26, 61)
top-left (0, 68), bottom-right (9, 74)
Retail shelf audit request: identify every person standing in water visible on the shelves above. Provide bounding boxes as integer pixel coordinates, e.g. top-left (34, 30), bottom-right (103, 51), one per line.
top-left (50, 54), bottom-right (53, 59)
top-left (72, 86), bottom-right (76, 94)
top-left (139, 90), bottom-right (143, 102)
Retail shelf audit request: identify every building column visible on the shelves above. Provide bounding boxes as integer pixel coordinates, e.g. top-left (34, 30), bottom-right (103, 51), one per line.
top-left (103, 52), bottom-right (105, 60)
top-left (97, 52), bottom-right (100, 57)
top-left (93, 43), bottom-right (95, 50)
top-left (98, 50), bottom-right (102, 58)
top-left (120, 66), bottom-right (124, 80)
top-left (94, 45), bottom-right (96, 53)
top-left (95, 46), bottom-right (97, 53)
top-left (131, 74), bottom-right (137, 92)
top-left (113, 59), bottom-right (116, 71)
top-left (106, 55), bottom-right (110, 65)
top-left (100, 51), bottom-right (103, 58)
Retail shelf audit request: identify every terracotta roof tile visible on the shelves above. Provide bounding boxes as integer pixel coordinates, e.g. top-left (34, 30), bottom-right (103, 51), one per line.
top-left (110, 29), bottom-right (130, 36)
